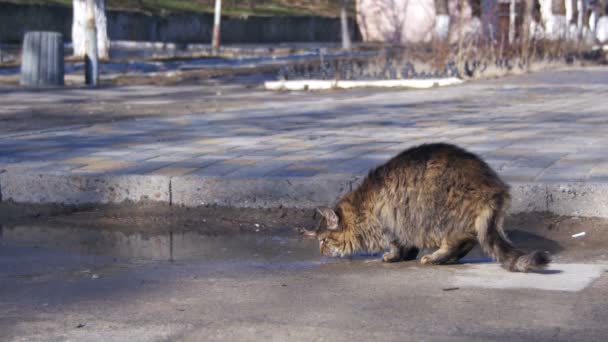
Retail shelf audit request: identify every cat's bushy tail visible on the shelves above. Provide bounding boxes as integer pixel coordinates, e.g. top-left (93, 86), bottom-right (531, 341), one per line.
top-left (475, 200), bottom-right (551, 272)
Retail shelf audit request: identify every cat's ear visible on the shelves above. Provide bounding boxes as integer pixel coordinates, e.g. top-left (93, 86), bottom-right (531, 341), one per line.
top-left (316, 207), bottom-right (339, 230)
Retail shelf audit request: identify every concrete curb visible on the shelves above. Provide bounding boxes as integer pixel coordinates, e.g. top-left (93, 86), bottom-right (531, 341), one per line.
top-left (171, 175), bottom-right (360, 208)
top-left (0, 173), bottom-right (170, 205)
top-left (264, 78), bottom-right (464, 91)
top-left (1, 172), bottom-right (607, 218)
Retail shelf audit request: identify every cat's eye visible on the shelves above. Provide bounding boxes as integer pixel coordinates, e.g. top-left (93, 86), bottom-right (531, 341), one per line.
top-left (320, 238), bottom-right (326, 245)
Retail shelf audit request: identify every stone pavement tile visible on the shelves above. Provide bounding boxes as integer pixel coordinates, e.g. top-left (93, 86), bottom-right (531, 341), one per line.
top-left (476, 152), bottom-right (519, 165)
top-left (225, 160), bottom-right (295, 178)
top-left (190, 161), bottom-right (246, 177)
top-left (286, 163), bottom-right (331, 172)
top-left (225, 147), bottom-right (281, 158)
top-left (464, 141), bottom-right (513, 154)
top-left (561, 149), bottom-right (606, 161)
top-left (167, 154), bottom-right (237, 167)
top-left (274, 142), bottom-right (318, 152)
top-left (106, 161), bottom-right (173, 175)
top-left (266, 168), bottom-right (325, 178)
top-left (318, 148), bottom-right (371, 160)
top-left (195, 137), bottom-right (266, 147)
top-left (492, 147), bottom-right (539, 156)
top-left (146, 154), bottom-right (194, 163)
top-left (495, 131), bottom-right (537, 140)
top-left (73, 160), bottom-right (136, 173)
top-left (533, 144), bottom-right (583, 154)
top-left (148, 166), bottom-right (198, 177)
top-left (499, 166), bottom-right (546, 182)
top-left (537, 165), bottom-right (593, 182)
top-left (12, 148), bottom-right (70, 160)
top-left (230, 127), bottom-right (268, 134)
top-left (90, 150), bottom-right (133, 157)
top-left (157, 145), bottom-right (205, 153)
top-left (589, 163), bottom-right (608, 181)
top-left (45, 148), bottom-right (102, 161)
top-left (0, 144), bottom-right (46, 156)
top-left (223, 157), bottom-right (265, 167)
top-left (591, 162), bottom-right (608, 173)
top-left (63, 157), bottom-right (107, 165)
top-left (484, 159), bottom-right (509, 171)
top-left (348, 142), bottom-right (400, 152)
top-left (274, 153), bottom-right (315, 162)
top-left (589, 175), bottom-right (608, 182)
top-left (266, 159), bottom-right (339, 177)
top-left (321, 157), bottom-right (384, 175)
top-left (440, 127), bottom-right (487, 137)
top-left (188, 146), bottom-right (235, 155)
top-left (1, 161), bottom-right (55, 172)
top-left (509, 154), bottom-right (563, 169)
top-left (79, 124), bottom-right (123, 134)
top-left (109, 149), bottom-right (166, 162)
top-left (31, 163), bottom-right (83, 173)
top-left (448, 134), bottom-right (492, 145)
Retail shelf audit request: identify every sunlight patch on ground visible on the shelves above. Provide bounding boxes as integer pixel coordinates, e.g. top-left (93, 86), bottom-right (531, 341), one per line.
top-left (453, 263), bottom-right (606, 292)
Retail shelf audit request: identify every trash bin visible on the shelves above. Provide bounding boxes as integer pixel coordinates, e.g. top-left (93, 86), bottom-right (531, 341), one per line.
top-left (20, 31), bottom-right (64, 86)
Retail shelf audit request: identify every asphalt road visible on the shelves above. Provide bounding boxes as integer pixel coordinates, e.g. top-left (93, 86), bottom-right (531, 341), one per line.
top-left (1, 211), bottom-right (607, 342)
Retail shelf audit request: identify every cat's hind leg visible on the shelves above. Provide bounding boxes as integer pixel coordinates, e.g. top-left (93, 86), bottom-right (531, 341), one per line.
top-left (383, 242), bottom-right (419, 262)
top-left (382, 241), bottom-right (402, 262)
top-left (446, 240), bottom-right (476, 264)
top-left (420, 239), bottom-right (470, 265)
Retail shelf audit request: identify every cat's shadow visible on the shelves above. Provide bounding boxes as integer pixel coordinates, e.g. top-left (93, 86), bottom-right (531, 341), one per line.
top-left (533, 269), bottom-right (563, 275)
top-left (457, 258), bottom-right (563, 274)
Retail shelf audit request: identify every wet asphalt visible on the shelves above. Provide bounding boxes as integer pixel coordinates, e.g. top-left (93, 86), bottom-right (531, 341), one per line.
top-left (1, 220), bottom-right (608, 341)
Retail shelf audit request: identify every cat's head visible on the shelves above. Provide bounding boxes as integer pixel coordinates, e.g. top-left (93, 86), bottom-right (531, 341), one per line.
top-left (302, 207), bottom-right (349, 257)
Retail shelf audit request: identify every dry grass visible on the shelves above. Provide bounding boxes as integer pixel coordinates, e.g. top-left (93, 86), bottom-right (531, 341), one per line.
top-left (0, 0), bottom-right (345, 17)
top-left (277, 38), bottom-right (602, 82)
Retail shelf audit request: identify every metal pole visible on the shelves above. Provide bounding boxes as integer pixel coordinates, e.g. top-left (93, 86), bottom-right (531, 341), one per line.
top-left (85, 0), bottom-right (99, 86)
top-left (212, 0), bottom-right (222, 55)
top-left (340, 0), bottom-right (352, 50)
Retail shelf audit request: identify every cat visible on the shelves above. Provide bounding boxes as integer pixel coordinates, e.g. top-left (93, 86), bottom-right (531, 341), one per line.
top-left (304, 143), bottom-right (550, 272)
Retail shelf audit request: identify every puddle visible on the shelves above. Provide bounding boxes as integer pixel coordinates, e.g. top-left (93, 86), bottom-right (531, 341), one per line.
top-left (2, 212), bottom-right (604, 270)
top-left (0, 224), bottom-right (326, 264)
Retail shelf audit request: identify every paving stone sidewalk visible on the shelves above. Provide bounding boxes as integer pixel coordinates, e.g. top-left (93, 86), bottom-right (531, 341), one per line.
top-left (1, 67), bottom-right (608, 216)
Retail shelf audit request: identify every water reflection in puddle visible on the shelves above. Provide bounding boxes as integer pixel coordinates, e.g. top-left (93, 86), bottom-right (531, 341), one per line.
top-left (1, 224), bottom-right (326, 264)
top-left (0, 224), bottom-right (498, 269)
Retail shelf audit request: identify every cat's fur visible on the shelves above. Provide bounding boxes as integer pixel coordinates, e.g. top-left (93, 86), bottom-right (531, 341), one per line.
top-left (308, 143), bottom-right (550, 272)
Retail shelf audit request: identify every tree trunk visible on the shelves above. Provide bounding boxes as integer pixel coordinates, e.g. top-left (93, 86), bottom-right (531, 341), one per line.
top-left (340, 0), bottom-right (352, 50)
top-left (552, 0), bottom-right (566, 15)
top-left (434, 0), bottom-right (450, 39)
top-left (469, 0), bottom-right (481, 17)
top-left (84, 0), bottom-right (99, 86)
top-left (521, 0), bottom-right (534, 60)
top-left (596, 0), bottom-right (608, 42)
top-left (599, 0), bottom-right (607, 16)
top-left (570, 0), bottom-right (579, 24)
top-left (509, 0), bottom-right (516, 43)
top-left (72, 0), bottom-right (108, 60)
top-left (435, 0), bottom-right (449, 15)
top-left (546, 0), bottom-right (567, 39)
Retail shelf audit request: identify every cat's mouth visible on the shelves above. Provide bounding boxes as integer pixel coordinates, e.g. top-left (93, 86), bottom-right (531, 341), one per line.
top-left (322, 247), bottom-right (343, 258)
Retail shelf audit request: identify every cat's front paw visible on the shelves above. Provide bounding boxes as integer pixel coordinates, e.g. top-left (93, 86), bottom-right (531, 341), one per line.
top-left (420, 255), bottom-right (434, 265)
top-left (382, 252), bottom-right (400, 263)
